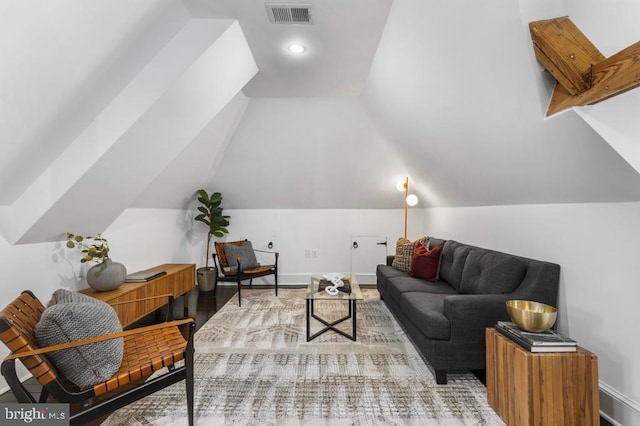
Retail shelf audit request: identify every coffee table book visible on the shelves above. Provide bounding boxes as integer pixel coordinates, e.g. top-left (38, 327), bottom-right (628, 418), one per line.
top-left (495, 321), bottom-right (577, 353)
top-left (125, 270), bottom-right (167, 282)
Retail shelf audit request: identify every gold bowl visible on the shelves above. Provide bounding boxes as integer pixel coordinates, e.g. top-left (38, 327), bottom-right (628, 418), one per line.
top-left (506, 300), bottom-right (557, 333)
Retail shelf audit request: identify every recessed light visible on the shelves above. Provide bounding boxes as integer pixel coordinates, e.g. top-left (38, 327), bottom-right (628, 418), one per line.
top-left (288, 44), bottom-right (306, 54)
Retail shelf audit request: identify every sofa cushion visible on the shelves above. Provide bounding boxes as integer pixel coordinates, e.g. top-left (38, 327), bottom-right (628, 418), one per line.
top-left (409, 244), bottom-right (442, 282)
top-left (376, 264), bottom-right (408, 291)
top-left (460, 251), bottom-right (527, 294)
top-left (391, 237), bottom-right (426, 272)
top-left (438, 241), bottom-right (474, 292)
top-left (34, 300), bottom-right (124, 389)
top-left (399, 292), bottom-right (450, 340)
top-left (225, 240), bottom-right (259, 271)
top-left (387, 276), bottom-right (458, 304)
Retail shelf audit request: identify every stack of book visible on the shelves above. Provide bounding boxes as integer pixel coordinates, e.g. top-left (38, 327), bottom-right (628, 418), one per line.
top-left (495, 321), bottom-right (577, 353)
top-left (125, 270), bottom-right (167, 283)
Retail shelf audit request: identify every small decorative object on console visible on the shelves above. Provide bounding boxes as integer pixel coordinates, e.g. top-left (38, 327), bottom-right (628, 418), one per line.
top-left (65, 233), bottom-right (126, 291)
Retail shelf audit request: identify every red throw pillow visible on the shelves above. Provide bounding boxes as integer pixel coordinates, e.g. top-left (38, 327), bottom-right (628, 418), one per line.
top-left (409, 243), bottom-right (442, 282)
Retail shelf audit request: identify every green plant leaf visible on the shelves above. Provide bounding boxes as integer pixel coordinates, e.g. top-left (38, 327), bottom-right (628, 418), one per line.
top-left (197, 189), bottom-right (209, 201)
top-left (194, 189), bottom-right (229, 247)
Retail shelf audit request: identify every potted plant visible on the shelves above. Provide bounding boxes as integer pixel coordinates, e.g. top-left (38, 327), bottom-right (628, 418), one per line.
top-left (194, 189), bottom-right (230, 292)
top-left (66, 233), bottom-right (127, 291)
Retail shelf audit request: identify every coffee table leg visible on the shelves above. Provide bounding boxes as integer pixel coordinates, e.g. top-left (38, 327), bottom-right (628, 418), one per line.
top-left (307, 298), bottom-right (358, 342)
top-left (306, 298), bottom-right (311, 342)
top-left (352, 299), bottom-right (357, 341)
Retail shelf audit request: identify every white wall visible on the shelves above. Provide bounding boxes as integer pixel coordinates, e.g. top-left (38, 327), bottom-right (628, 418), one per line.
top-left (222, 208), bottom-right (423, 283)
top-left (424, 202), bottom-right (640, 426)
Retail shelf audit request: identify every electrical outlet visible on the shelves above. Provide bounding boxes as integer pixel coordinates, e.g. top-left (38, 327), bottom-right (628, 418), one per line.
top-left (312, 249), bottom-right (318, 258)
top-left (305, 250), bottom-right (311, 259)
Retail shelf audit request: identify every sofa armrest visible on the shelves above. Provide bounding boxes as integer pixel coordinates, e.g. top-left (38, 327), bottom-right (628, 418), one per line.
top-left (386, 255), bottom-right (395, 266)
top-left (443, 294), bottom-right (513, 342)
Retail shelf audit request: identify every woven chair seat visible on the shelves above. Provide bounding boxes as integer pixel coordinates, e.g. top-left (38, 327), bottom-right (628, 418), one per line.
top-left (222, 264), bottom-right (275, 276)
top-left (94, 325), bottom-right (187, 396)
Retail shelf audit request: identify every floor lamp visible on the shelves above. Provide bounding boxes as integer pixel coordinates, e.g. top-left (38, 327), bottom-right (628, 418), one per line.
top-left (396, 176), bottom-right (419, 239)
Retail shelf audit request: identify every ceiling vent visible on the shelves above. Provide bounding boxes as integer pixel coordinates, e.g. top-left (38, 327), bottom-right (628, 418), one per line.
top-left (265, 3), bottom-right (313, 24)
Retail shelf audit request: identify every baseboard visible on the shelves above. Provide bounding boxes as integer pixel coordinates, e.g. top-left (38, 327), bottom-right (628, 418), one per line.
top-left (599, 380), bottom-right (640, 426)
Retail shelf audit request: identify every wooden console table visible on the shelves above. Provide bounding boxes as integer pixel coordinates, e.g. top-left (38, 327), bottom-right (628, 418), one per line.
top-left (486, 328), bottom-right (599, 425)
top-left (81, 263), bottom-right (195, 328)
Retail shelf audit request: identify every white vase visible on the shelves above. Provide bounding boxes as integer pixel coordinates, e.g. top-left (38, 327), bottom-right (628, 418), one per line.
top-left (87, 260), bottom-right (127, 292)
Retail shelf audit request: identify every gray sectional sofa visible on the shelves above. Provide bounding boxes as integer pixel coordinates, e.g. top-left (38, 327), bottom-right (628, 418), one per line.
top-left (376, 238), bottom-right (560, 384)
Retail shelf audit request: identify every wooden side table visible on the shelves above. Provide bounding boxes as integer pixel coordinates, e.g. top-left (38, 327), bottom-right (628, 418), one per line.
top-left (486, 327), bottom-right (599, 426)
top-left (81, 263), bottom-right (195, 327)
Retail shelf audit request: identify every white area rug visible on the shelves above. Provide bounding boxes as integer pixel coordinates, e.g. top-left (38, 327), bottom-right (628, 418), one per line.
top-left (103, 288), bottom-right (504, 425)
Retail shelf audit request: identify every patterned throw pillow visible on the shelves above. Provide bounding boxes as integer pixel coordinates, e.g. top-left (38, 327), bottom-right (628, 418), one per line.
top-left (392, 237), bottom-right (427, 272)
top-left (35, 292), bottom-right (124, 389)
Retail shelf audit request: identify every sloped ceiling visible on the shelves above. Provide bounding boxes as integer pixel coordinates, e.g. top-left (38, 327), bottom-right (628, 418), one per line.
top-left (2, 0), bottom-right (640, 243)
top-left (0, 0), bottom-right (190, 206)
top-left (359, 0), bottom-right (640, 207)
top-left (207, 0), bottom-right (640, 208)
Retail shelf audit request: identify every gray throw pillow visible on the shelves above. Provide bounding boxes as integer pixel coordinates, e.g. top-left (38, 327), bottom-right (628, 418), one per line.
top-left (426, 237), bottom-right (447, 280)
top-left (34, 300), bottom-right (124, 389)
top-left (47, 288), bottom-right (100, 307)
top-left (427, 237), bottom-right (446, 250)
top-left (225, 241), bottom-right (259, 271)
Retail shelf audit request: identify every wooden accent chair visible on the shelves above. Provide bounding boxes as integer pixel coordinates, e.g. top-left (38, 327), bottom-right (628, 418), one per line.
top-left (0, 290), bottom-right (195, 425)
top-left (213, 240), bottom-right (278, 307)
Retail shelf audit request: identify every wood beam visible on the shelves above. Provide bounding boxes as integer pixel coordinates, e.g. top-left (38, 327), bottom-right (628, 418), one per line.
top-left (547, 41), bottom-right (640, 116)
top-left (529, 17), bottom-right (640, 117)
top-left (529, 17), bottom-right (604, 95)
